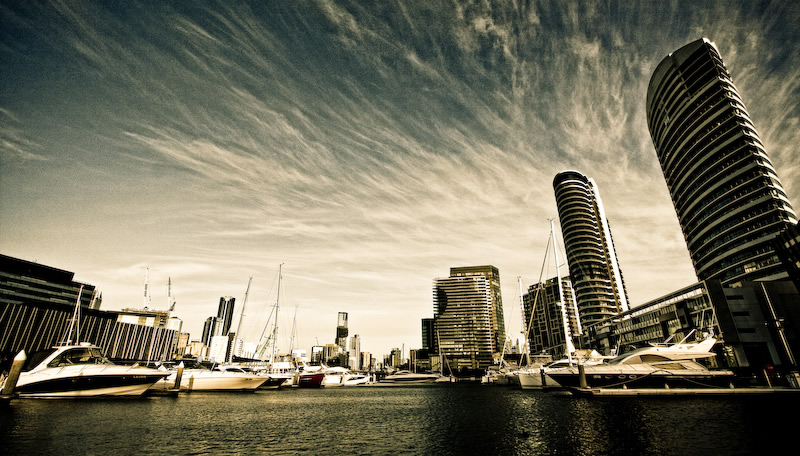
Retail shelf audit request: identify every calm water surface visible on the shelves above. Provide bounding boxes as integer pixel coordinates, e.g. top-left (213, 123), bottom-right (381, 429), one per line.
top-left (1, 384), bottom-right (796, 455)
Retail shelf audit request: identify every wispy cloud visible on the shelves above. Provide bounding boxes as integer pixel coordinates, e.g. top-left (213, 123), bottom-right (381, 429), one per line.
top-left (1, 0), bottom-right (798, 355)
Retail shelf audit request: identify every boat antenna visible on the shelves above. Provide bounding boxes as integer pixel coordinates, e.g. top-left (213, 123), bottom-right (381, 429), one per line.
top-left (168, 277), bottom-right (176, 312)
top-left (143, 268), bottom-right (150, 309)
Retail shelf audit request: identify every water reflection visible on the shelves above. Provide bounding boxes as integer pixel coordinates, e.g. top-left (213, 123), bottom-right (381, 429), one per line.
top-left (1, 385), bottom-right (797, 455)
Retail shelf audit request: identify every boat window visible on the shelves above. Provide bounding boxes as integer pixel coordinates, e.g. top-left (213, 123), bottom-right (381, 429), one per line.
top-left (610, 354), bottom-right (673, 365)
top-left (639, 355), bottom-right (671, 363)
top-left (652, 362), bottom-right (687, 369)
top-left (46, 347), bottom-right (107, 367)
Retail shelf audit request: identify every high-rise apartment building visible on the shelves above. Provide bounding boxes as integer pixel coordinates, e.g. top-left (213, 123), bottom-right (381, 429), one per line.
top-left (433, 266), bottom-right (505, 370)
top-left (553, 171), bottom-right (630, 328)
top-left (523, 276), bottom-right (580, 359)
top-left (646, 38), bottom-right (798, 286)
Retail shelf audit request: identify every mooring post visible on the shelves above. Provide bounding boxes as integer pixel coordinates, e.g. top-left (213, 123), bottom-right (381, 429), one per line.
top-left (174, 362), bottom-right (184, 389)
top-left (1, 350), bottom-right (27, 396)
top-left (578, 363), bottom-right (588, 389)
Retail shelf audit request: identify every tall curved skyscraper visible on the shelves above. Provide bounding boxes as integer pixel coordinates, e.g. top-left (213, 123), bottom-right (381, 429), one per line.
top-left (646, 38), bottom-right (797, 286)
top-left (553, 170), bottom-right (630, 328)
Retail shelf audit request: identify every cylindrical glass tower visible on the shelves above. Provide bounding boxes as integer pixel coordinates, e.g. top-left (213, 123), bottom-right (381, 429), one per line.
top-left (553, 170), bottom-right (630, 328)
top-left (646, 38), bottom-right (797, 286)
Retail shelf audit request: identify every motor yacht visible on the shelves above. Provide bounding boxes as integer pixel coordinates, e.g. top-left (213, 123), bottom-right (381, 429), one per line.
top-left (13, 343), bottom-right (169, 398)
top-left (174, 364), bottom-right (270, 392)
top-left (545, 335), bottom-right (735, 390)
top-left (343, 372), bottom-right (374, 386)
top-left (297, 372), bottom-right (325, 388)
top-left (321, 366), bottom-right (347, 387)
top-left (518, 358), bottom-right (604, 389)
top-left (380, 370), bottom-right (441, 383)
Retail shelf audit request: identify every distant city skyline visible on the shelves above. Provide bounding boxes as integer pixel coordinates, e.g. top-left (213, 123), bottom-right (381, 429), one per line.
top-left (2, 1), bottom-right (799, 357)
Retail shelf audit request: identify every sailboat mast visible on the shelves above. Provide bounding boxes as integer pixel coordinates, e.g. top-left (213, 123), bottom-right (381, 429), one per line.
top-left (268, 264), bottom-right (283, 366)
top-left (517, 276), bottom-right (528, 366)
top-left (288, 299), bottom-right (298, 358)
top-left (229, 276), bottom-right (252, 364)
top-left (61, 285), bottom-right (84, 345)
top-left (550, 218), bottom-right (575, 363)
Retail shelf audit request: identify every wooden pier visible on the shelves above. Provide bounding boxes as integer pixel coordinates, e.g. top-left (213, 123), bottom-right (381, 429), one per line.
top-left (567, 386), bottom-right (800, 397)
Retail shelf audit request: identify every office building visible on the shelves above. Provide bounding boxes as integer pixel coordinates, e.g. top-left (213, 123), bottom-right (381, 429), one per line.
top-left (217, 296), bottom-right (235, 336)
top-left (433, 266), bottom-right (505, 370)
top-left (336, 311), bottom-right (349, 349)
top-left (349, 334), bottom-right (361, 370)
top-left (421, 318), bottom-right (435, 351)
top-left (1, 253), bottom-right (101, 309)
top-left (553, 171), bottom-right (630, 327)
top-left (646, 38), bottom-right (798, 286)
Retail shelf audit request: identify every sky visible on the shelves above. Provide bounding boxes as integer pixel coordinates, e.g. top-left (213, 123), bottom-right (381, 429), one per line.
top-left (2, 0), bottom-right (799, 359)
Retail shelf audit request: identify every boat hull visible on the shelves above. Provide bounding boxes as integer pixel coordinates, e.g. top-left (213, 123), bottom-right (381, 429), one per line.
top-left (258, 376), bottom-right (287, 390)
top-left (16, 369), bottom-right (167, 398)
top-left (343, 374), bottom-right (372, 386)
top-left (518, 369), bottom-right (561, 389)
top-left (323, 374), bottom-right (344, 387)
top-left (547, 366), bottom-right (735, 389)
top-left (298, 373), bottom-right (325, 388)
top-left (380, 373), bottom-right (440, 383)
top-left (179, 370), bottom-right (268, 391)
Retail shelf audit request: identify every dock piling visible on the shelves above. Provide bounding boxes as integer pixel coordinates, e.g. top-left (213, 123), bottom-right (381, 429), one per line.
top-left (174, 362), bottom-right (184, 389)
top-left (578, 364), bottom-right (588, 389)
top-left (1, 350), bottom-right (26, 397)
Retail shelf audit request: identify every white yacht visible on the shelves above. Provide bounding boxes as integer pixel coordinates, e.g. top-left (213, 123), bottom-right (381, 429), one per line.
top-left (343, 372), bottom-right (373, 386)
top-left (545, 335), bottom-right (735, 390)
top-left (169, 364), bottom-right (269, 392)
top-left (321, 365), bottom-right (347, 387)
top-left (13, 343), bottom-right (169, 398)
top-left (517, 358), bottom-right (605, 389)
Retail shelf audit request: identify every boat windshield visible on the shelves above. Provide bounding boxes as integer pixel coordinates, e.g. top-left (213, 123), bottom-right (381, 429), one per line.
top-left (608, 354), bottom-right (671, 365)
top-left (47, 347), bottom-right (112, 367)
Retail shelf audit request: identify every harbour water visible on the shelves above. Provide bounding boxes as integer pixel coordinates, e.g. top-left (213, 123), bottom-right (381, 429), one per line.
top-left (2, 384), bottom-right (797, 455)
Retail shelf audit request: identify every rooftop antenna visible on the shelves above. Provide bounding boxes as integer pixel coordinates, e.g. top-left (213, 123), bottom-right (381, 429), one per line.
top-left (143, 268), bottom-right (151, 309)
top-left (168, 277), bottom-right (176, 312)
